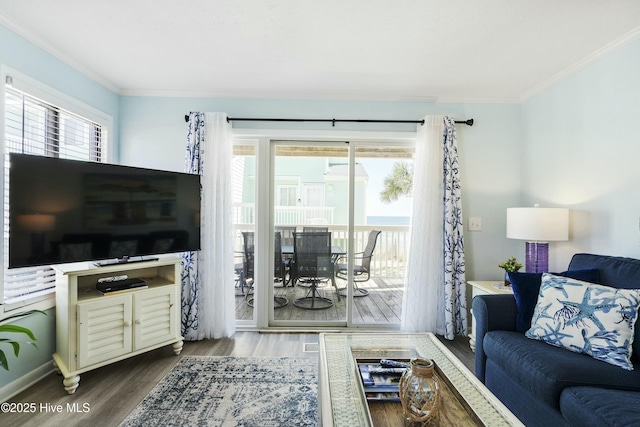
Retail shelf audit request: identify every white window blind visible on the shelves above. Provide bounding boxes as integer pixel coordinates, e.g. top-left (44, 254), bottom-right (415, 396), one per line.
top-left (3, 86), bottom-right (104, 305)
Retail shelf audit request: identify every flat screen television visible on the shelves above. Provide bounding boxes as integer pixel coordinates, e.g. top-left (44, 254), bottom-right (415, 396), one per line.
top-left (8, 153), bottom-right (201, 268)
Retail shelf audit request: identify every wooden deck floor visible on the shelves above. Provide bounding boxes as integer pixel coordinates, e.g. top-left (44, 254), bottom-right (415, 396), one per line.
top-left (236, 276), bottom-right (405, 324)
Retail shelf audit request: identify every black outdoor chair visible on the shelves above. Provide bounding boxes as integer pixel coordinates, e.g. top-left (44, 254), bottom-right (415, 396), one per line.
top-left (241, 231), bottom-right (288, 309)
top-left (234, 249), bottom-right (247, 296)
top-left (275, 226), bottom-right (296, 246)
top-left (273, 231), bottom-right (288, 286)
top-left (291, 231), bottom-right (334, 310)
top-left (335, 230), bottom-right (381, 297)
top-left (239, 231), bottom-right (255, 299)
top-left (275, 226), bottom-right (296, 285)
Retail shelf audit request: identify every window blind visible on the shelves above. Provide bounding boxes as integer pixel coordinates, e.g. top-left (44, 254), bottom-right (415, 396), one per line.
top-left (3, 86), bottom-right (103, 305)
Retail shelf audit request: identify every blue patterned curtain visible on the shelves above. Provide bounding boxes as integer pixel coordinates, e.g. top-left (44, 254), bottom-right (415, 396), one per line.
top-left (401, 115), bottom-right (467, 339)
top-left (182, 112), bottom-right (204, 340)
top-left (182, 112), bottom-right (236, 340)
top-left (442, 116), bottom-right (467, 338)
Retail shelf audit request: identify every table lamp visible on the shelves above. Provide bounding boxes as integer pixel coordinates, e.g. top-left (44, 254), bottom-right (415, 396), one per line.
top-left (506, 205), bottom-right (569, 273)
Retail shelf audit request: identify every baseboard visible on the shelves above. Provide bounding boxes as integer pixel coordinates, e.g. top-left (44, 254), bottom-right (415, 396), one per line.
top-left (0, 361), bottom-right (53, 403)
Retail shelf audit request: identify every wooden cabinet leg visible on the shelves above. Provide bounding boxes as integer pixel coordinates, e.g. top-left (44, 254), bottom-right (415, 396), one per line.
top-left (52, 360), bottom-right (62, 375)
top-left (63, 375), bottom-right (80, 394)
top-left (172, 340), bottom-right (183, 355)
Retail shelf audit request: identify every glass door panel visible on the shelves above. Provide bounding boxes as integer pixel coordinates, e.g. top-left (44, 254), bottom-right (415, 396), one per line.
top-left (349, 145), bottom-right (414, 326)
top-left (233, 143), bottom-right (256, 324)
top-left (271, 143), bottom-right (348, 325)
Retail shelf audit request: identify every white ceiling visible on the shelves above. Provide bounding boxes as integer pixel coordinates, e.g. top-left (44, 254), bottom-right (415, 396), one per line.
top-left (1, 0), bottom-right (640, 102)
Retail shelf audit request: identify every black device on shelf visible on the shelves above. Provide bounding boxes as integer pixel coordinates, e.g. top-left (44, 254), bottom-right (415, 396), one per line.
top-left (8, 153), bottom-right (201, 268)
top-left (96, 277), bottom-right (147, 294)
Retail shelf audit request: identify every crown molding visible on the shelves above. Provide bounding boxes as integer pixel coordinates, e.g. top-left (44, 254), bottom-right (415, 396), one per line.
top-left (432, 95), bottom-right (521, 104)
top-left (119, 88), bottom-right (445, 102)
top-left (120, 88), bottom-right (523, 104)
top-left (520, 26), bottom-right (640, 102)
top-left (0, 15), bottom-right (120, 94)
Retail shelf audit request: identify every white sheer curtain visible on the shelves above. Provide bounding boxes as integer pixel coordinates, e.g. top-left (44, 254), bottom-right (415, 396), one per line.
top-left (182, 112), bottom-right (236, 340)
top-left (401, 115), bottom-right (467, 339)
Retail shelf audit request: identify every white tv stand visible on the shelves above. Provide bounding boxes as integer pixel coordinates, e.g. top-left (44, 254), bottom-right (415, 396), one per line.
top-left (52, 258), bottom-right (183, 394)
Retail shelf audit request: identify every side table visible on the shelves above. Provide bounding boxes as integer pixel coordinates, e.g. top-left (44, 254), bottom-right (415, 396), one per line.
top-left (468, 281), bottom-right (513, 352)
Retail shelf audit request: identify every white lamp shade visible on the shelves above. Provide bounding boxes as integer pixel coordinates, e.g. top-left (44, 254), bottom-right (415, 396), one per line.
top-left (507, 207), bottom-right (569, 242)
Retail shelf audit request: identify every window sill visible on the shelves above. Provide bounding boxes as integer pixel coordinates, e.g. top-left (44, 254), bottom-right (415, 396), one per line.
top-left (2, 292), bottom-right (55, 315)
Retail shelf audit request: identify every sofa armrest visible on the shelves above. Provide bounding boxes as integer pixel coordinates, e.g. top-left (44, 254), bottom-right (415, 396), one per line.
top-left (472, 294), bottom-right (517, 383)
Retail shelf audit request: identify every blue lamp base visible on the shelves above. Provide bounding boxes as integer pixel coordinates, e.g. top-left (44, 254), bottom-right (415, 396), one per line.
top-left (525, 241), bottom-right (549, 273)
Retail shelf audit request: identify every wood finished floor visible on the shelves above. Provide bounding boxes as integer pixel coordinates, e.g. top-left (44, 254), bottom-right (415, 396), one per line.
top-left (1, 332), bottom-right (473, 427)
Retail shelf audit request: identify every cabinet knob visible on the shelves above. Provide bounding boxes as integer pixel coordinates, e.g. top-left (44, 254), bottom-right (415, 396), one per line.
top-left (124, 321), bottom-right (131, 327)
top-left (135, 319), bottom-right (142, 325)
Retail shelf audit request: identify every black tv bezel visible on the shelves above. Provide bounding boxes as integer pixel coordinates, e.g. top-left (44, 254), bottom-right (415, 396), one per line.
top-left (8, 153), bottom-right (201, 269)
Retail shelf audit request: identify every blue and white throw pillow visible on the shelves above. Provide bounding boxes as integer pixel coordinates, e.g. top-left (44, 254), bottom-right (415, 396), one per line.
top-left (526, 273), bottom-right (640, 370)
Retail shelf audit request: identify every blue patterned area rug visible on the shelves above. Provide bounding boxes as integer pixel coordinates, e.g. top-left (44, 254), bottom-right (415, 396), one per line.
top-left (119, 356), bottom-right (318, 427)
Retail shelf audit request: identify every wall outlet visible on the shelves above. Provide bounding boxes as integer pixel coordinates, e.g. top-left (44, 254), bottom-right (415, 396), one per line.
top-left (468, 217), bottom-right (482, 231)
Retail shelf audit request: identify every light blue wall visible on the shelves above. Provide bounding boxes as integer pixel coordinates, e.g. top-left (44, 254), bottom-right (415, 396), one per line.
top-left (521, 38), bottom-right (640, 271)
top-left (120, 97), bottom-right (524, 280)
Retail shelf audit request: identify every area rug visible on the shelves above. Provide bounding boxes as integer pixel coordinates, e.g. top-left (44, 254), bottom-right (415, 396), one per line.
top-left (120, 356), bottom-right (318, 427)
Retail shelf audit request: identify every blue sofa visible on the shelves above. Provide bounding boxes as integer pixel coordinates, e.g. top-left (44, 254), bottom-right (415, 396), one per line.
top-left (473, 253), bottom-right (640, 426)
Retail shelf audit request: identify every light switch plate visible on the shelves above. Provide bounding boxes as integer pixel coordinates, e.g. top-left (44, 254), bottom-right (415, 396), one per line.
top-left (468, 217), bottom-right (482, 231)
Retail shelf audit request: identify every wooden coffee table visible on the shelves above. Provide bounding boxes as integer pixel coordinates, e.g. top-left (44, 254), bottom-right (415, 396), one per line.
top-left (318, 333), bottom-right (523, 426)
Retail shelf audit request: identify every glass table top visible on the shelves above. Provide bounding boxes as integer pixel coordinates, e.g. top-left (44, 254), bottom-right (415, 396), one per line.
top-left (318, 333), bottom-right (522, 427)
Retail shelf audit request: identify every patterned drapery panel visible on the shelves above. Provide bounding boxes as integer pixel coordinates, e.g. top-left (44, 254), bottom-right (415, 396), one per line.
top-left (182, 112), bottom-right (205, 340)
top-left (182, 112), bottom-right (236, 340)
top-left (401, 115), bottom-right (467, 339)
top-left (442, 116), bottom-right (467, 338)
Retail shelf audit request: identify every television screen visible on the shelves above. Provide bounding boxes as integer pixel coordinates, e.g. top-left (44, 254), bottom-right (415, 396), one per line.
top-left (8, 153), bottom-right (201, 268)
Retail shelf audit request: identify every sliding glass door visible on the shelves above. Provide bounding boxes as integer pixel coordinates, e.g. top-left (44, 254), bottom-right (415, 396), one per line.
top-left (271, 142), bottom-right (349, 325)
top-left (268, 140), bottom-right (413, 328)
top-left (231, 135), bottom-right (414, 329)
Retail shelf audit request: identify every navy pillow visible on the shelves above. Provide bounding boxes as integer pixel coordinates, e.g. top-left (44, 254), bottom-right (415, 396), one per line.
top-left (508, 268), bottom-right (600, 333)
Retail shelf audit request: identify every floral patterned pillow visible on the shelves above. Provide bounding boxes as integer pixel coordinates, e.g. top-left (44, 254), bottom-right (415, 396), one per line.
top-left (526, 273), bottom-right (640, 370)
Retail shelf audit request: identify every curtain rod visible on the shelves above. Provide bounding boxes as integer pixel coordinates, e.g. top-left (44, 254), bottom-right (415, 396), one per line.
top-left (183, 115), bottom-right (474, 127)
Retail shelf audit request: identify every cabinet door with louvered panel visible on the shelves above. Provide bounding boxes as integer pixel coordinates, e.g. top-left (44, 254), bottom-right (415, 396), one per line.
top-left (77, 295), bottom-right (133, 368)
top-left (133, 286), bottom-right (177, 351)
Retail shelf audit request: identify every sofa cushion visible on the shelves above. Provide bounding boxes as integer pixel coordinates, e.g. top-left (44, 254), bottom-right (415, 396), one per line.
top-left (569, 253), bottom-right (640, 362)
top-left (568, 253), bottom-right (640, 288)
top-left (526, 274), bottom-right (640, 370)
top-left (560, 387), bottom-right (640, 427)
top-left (509, 269), bottom-right (600, 333)
top-left (483, 330), bottom-right (640, 409)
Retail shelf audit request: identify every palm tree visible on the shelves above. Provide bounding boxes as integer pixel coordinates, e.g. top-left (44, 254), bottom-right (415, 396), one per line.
top-left (380, 161), bottom-right (413, 202)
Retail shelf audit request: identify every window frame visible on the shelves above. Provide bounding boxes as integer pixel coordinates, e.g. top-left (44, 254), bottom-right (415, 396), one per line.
top-left (0, 66), bottom-right (113, 314)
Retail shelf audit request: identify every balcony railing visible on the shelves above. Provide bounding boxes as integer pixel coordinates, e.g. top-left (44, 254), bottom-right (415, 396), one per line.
top-left (233, 224), bottom-right (409, 278)
top-left (233, 203), bottom-right (335, 226)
